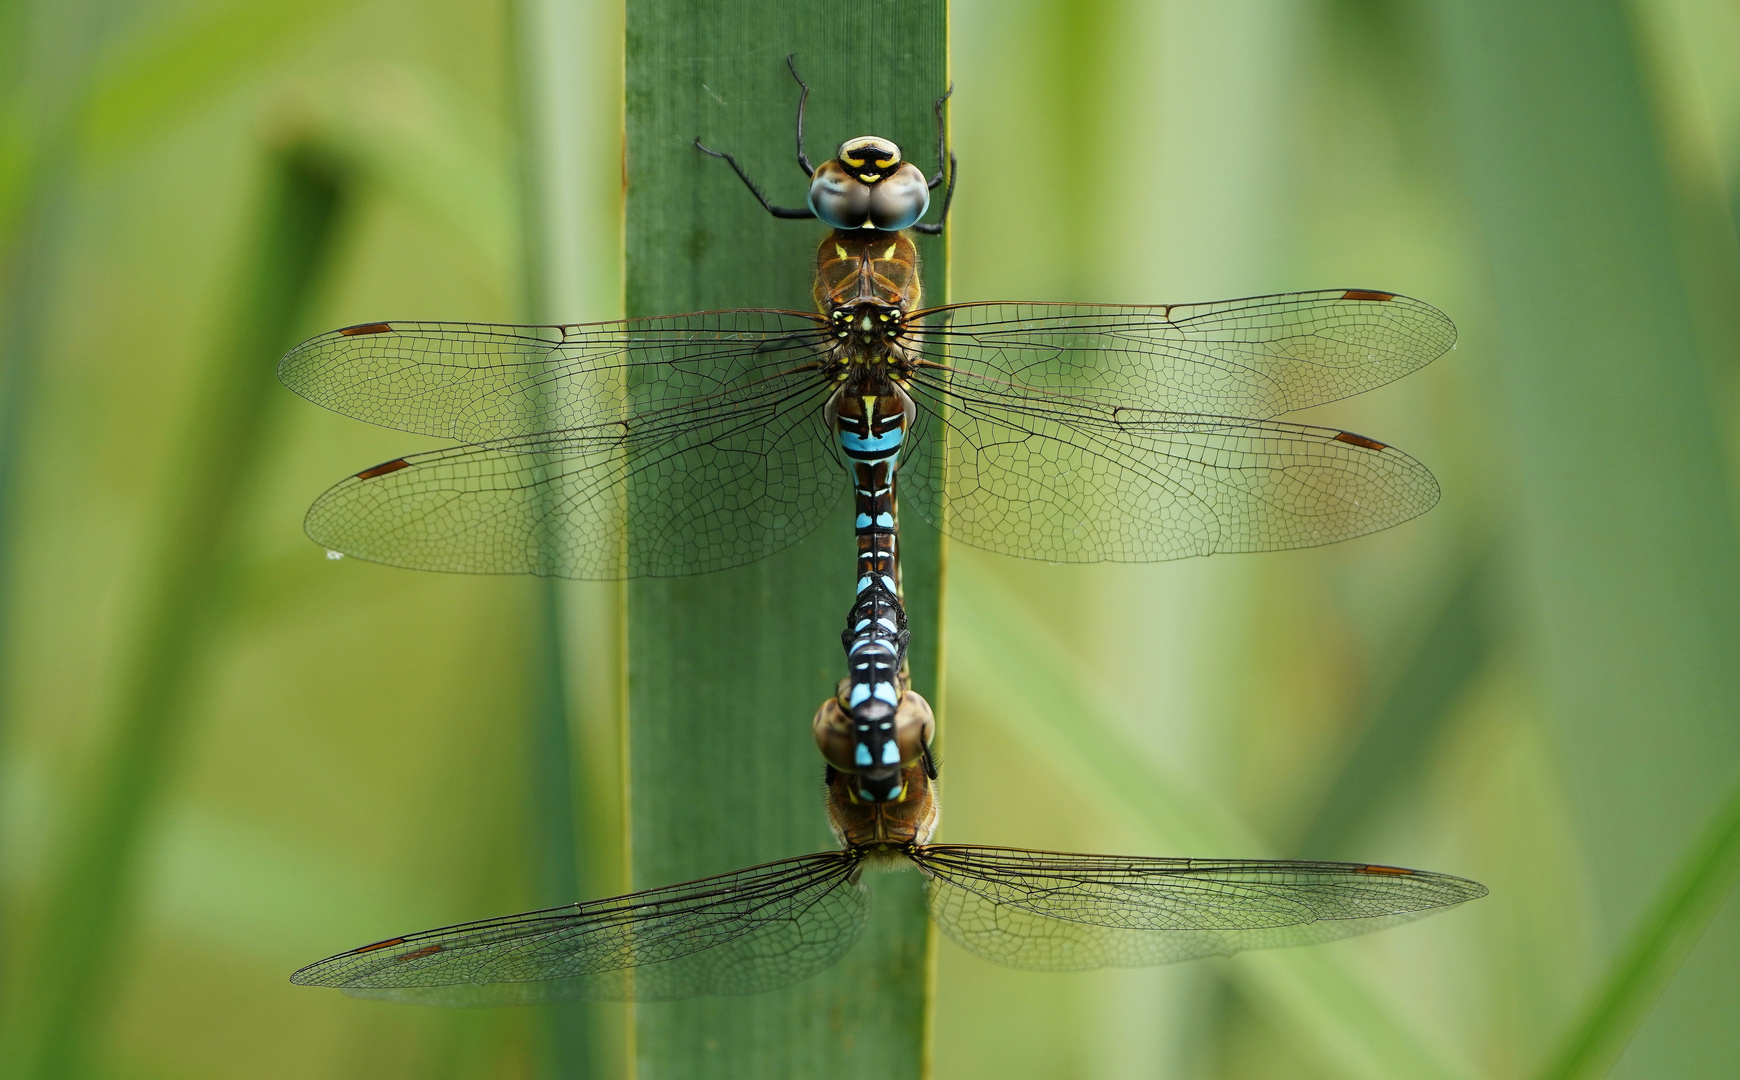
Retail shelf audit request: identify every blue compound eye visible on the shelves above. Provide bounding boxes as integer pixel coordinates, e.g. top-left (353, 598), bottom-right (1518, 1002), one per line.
top-left (866, 163), bottom-right (930, 231)
top-left (809, 161), bottom-right (871, 230)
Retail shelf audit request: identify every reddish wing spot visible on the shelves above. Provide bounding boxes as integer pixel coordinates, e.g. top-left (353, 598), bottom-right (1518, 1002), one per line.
top-left (396, 944), bottom-right (445, 962)
top-left (340, 322), bottom-right (393, 336)
top-left (356, 458), bottom-right (412, 480)
top-left (1342, 290), bottom-right (1395, 302)
top-left (1357, 864), bottom-right (1414, 876)
top-left (354, 937), bottom-right (406, 954)
top-left (1333, 431), bottom-right (1387, 451)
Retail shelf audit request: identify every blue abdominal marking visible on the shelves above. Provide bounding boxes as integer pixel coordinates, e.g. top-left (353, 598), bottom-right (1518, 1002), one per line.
top-left (839, 428), bottom-right (904, 454)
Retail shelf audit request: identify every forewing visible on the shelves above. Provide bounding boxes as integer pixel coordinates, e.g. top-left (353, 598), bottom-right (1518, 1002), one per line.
top-left (279, 311), bottom-right (828, 442)
top-left (291, 852), bottom-right (867, 1006)
top-left (915, 846), bottom-right (1485, 971)
top-left (917, 291), bottom-right (1454, 418)
top-left (899, 387), bottom-right (1439, 563)
top-left (302, 358), bottom-right (839, 578)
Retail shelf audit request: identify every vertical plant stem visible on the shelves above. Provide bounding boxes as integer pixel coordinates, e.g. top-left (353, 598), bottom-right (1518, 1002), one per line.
top-left (508, 0), bottom-right (596, 1073)
top-left (624, 3), bottom-right (945, 1076)
top-left (0, 147), bottom-right (347, 1080)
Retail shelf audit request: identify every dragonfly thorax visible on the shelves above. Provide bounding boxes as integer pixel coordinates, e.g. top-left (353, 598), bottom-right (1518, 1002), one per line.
top-left (813, 230), bottom-right (921, 313)
top-left (827, 303), bottom-right (908, 353)
top-left (824, 758), bottom-right (938, 849)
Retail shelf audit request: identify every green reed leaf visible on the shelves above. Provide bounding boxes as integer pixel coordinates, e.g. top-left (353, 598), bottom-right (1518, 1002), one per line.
top-left (622, 3), bottom-right (945, 1076)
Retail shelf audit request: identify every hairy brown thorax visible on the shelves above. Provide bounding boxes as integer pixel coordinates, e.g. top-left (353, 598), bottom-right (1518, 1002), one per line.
top-left (813, 230), bottom-right (921, 315)
top-left (825, 760), bottom-right (938, 851)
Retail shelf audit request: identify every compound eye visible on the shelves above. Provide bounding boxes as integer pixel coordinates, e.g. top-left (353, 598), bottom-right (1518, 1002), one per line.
top-left (892, 691), bottom-right (935, 764)
top-left (808, 160), bottom-right (872, 230)
top-left (812, 694), bottom-right (858, 772)
top-left (866, 162), bottom-right (930, 231)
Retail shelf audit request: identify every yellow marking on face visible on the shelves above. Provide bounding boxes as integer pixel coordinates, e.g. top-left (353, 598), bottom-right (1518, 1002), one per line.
top-left (834, 243), bottom-right (849, 260)
top-left (859, 173), bottom-right (881, 182)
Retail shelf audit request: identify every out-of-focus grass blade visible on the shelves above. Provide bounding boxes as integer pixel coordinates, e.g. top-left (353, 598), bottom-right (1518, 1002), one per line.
top-left (1535, 775), bottom-right (1740, 1080)
top-left (78, 0), bottom-right (350, 165)
top-left (1296, 544), bottom-right (1500, 859)
top-left (949, 557), bottom-right (1482, 1080)
top-left (1430, 0), bottom-right (1740, 1073)
top-left (0, 147), bottom-right (348, 1080)
top-left (270, 66), bottom-right (519, 291)
top-left (509, 0), bottom-right (603, 1073)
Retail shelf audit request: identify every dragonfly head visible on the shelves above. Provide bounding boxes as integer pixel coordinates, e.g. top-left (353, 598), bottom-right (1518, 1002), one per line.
top-left (837, 136), bottom-right (902, 182)
top-left (809, 137), bottom-right (931, 231)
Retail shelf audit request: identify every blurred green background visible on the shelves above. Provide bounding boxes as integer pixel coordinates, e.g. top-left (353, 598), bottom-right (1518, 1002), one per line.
top-left (3, 0), bottom-right (1739, 1078)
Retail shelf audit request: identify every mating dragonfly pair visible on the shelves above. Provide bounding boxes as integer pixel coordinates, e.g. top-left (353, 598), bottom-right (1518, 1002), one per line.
top-left (284, 59), bottom-right (1481, 1005)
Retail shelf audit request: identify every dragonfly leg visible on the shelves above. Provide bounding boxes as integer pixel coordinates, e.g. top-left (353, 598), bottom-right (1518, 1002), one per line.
top-left (786, 54), bottom-right (815, 177)
top-left (926, 83), bottom-right (953, 189)
top-left (693, 139), bottom-right (817, 219)
top-left (912, 152), bottom-right (957, 236)
top-left (692, 55), bottom-right (819, 221)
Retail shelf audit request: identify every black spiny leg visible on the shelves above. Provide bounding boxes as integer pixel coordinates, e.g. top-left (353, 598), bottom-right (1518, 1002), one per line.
top-left (693, 140), bottom-right (816, 218)
top-left (914, 84), bottom-right (957, 236)
top-left (925, 84), bottom-right (953, 190)
top-left (787, 54), bottom-right (815, 177)
top-left (693, 54), bottom-right (818, 221)
top-left (913, 153), bottom-right (956, 236)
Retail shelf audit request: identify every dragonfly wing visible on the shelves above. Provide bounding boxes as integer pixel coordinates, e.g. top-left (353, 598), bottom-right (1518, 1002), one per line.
top-left (303, 366), bottom-right (840, 578)
top-left (919, 291), bottom-right (1454, 418)
top-left (279, 311), bottom-right (828, 442)
top-left (914, 846), bottom-right (1485, 972)
top-left (291, 852), bottom-right (868, 1005)
top-left (900, 393), bottom-right (1438, 563)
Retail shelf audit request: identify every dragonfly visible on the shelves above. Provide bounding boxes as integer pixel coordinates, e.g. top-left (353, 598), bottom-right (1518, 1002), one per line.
top-left (289, 755), bottom-right (1485, 1005)
top-left (278, 60), bottom-right (1453, 582)
top-left (277, 61), bottom-right (1452, 798)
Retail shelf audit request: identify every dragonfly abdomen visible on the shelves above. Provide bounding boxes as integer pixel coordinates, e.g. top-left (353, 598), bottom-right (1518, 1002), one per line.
top-left (816, 381), bottom-right (934, 802)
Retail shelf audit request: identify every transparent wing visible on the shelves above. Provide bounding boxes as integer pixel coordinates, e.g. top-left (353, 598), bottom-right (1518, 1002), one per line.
top-left (916, 291), bottom-right (1454, 418)
top-left (915, 846), bottom-right (1485, 971)
top-left (291, 852), bottom-right (867, 1006)
top-left (899, 389), bottom-right (1438, 563)
top-left (279, 311), bottom-right (829, 443)
top-left (299, 330), bottom-right (841, 579)
top-left (893, 291), bottom-right (1448, 563)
